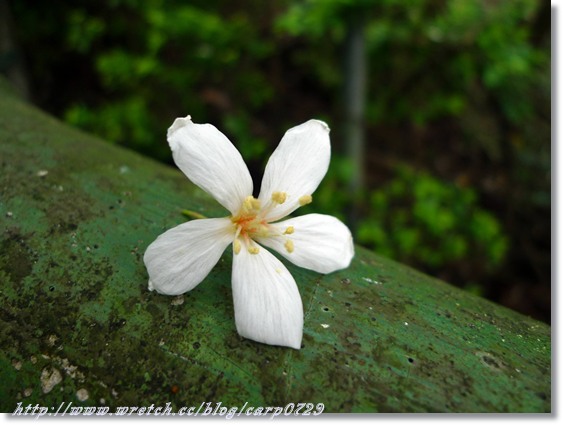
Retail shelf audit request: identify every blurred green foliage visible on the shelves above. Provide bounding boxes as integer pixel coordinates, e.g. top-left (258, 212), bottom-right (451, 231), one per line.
top-left (55, 0), bottom-right (277, 160)
top-left (7, 0), bottom-right (550, 320)
top-left (356, 165), bottom-right (507, 272)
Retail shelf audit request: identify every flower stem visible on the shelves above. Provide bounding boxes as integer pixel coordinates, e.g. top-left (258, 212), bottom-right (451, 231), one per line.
top-left (181, 209), bottom-right (207, 220)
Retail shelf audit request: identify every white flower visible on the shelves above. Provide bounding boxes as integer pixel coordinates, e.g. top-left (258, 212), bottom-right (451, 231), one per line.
top-left (144, 116), bottom-right (354, 349)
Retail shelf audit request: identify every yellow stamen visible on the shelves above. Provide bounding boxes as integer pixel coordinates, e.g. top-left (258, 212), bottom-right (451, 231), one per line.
top-left (242, 196), bottom-right (261, 214)
top-left (284, 239), bottom-right (294, 253)
top-left (271, 191), bottom-right (287, 204)
top-left (250, 198), bottom-right (261, 210)
top-left (233, 239), bottom-right (241, 255)
top-left (248, 246), bottom-right (260, 255)
top-left (284, 226), bottom-right (294, 235)
top-left (298, 195), bottom-right (312, 206)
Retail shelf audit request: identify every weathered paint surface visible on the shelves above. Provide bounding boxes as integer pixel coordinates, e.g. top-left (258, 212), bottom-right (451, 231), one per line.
top-left (0, 82), bottom-right (551, 413)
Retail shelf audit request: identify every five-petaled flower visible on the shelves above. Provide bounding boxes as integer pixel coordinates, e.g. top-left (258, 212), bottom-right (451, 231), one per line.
top-left (144, 116), bottom-right (354, 349)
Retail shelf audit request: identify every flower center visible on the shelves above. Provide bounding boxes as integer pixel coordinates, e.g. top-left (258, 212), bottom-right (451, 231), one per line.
top-left (231, 193), bottom-right (298, 256)
top-left (231, 196), bottom-right (269, 237)
top-left (231, 196), bottom-right (270, 255)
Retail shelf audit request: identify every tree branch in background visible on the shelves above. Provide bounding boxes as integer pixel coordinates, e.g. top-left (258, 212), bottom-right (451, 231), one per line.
top-left (343, 9), bottom-right (367, 232)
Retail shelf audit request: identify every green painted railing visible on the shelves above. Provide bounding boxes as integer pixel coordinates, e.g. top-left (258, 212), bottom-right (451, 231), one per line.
top-left (0, 80), bottom-right (550, 413)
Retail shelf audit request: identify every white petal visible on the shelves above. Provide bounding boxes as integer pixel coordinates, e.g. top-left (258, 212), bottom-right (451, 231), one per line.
top-left (256, 213), bottom-right (354, 274)
top-left (144, 217), bottom-right (234, 295)
top-left (232, 244), bottom-right (303, 349)
top-left (168, 116), bottom-right (253, 215)
top-left (258, 120), bottom-right (331, 221)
